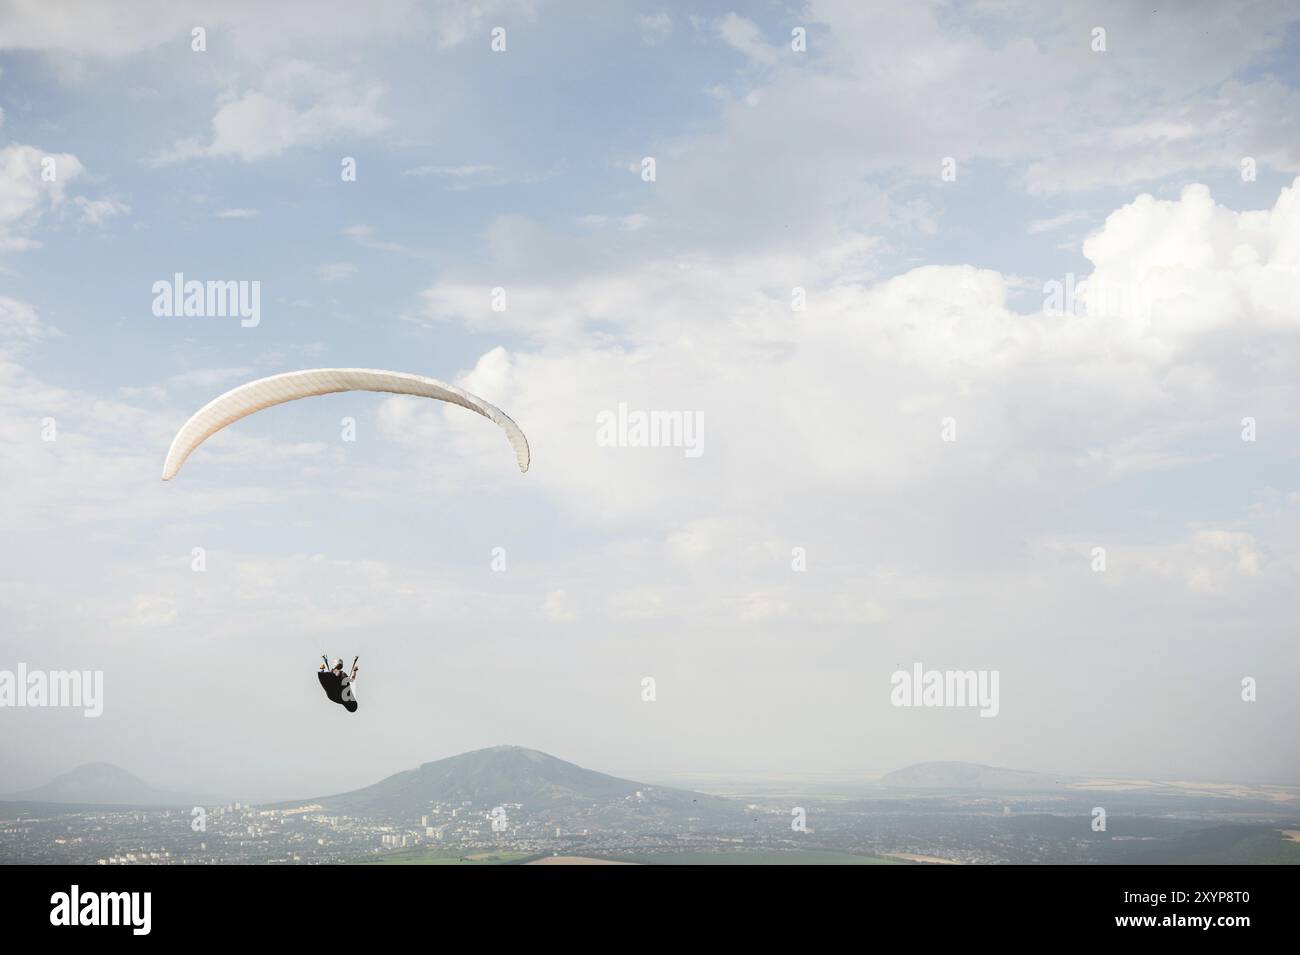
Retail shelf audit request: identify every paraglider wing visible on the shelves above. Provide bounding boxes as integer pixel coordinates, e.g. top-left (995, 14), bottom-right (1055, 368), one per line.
top-left (162, 368), bottom-right (529, 480)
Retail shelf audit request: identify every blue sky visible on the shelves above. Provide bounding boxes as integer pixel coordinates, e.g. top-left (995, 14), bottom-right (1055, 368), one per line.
top-left (3, 1), bottom-right (1300, 799)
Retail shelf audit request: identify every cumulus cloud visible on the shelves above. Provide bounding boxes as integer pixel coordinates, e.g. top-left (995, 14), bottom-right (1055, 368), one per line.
top-left (154, 61), bottom-right (391, 163)
top-left (0, 144), bottom-right (83, 250)
top-left (628, 1), bottom-right (1300, 255)
top-left (0, 296), bottom-right (49, 343)
top-left (341, 224), bottom-right (418, 255)
top-left (1142, 530), bottom-right (1270, 596)
top-left (5, 0), bottom-right (1300, 788)
top-left (715, 13), bottom-right (780, 65)
top-left (0, 307), bottom-right (280, 537)
top-left (0, 0), bottom-right (518, 59)
top-left (407, 178), bottom-right (1300, 562)
top-left (73, 195), bottom-right (129, 226)
top-left (0, 0), bottom-right (195, 57)
top-left (635, 12), bottom-right (673, 45)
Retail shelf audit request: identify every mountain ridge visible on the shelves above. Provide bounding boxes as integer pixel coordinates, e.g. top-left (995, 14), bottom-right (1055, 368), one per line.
top-left (283, 744), bottom-right (736, 818)
top-left (2, 762), bottom-right (223, 807)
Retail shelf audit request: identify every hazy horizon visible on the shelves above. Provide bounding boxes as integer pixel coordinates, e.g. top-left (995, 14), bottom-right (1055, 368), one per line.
top-left (10, 743), bottom-right (1298, 808)
top-left (3, 1), bottom-right (1300, 804)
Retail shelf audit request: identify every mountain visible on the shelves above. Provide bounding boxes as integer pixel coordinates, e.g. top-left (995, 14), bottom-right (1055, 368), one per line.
top-left (3, 762), bottom-right (221, 807)
top-left (881, 761), bottom-right (1068, 791)
top-left (303, 745), bottom-right (735, 818)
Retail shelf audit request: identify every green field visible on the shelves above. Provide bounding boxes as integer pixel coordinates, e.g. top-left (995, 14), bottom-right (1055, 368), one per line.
top-left (360, 846), bottom-right (899, 865)
top-left (359, 847), bottom-right (533, 865)
top-left (1112, 827), bottom-right (1300, 865)
top-left (592, 849), bottom-right (901, 865)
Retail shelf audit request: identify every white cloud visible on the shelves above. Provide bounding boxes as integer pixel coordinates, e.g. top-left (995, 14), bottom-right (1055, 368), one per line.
top-left (1113, 529), bottom-right (1273, 597)
top-left (0, 0), bottom-right (195, 57)
top-left (112, 594), bottom-right (178, 630)
top-left (421, 0), bottom-right (539, 50)
top-left (402, 164), bottom-right (495, 178)
top-left (738, 590), bottom-right (791, 623)
top-left (608, 588), bottom-right (666, 619)
top-left (0, 0), bottom-right (519, 59)
top-left (1027, 210), bottom-right (1094, 235)
top-left (399, 163), bottom-right (545, 191)
top-left (4, 0), bottom-right (1300, 788)
top-left (0, 296), bottom-right (49, 343)
top-left (121, 366), bottom-right (255, 403)
top-left (215, 208), bottom-right (260, 219)
top-left (629, 1), bottom-right (1300, 256)
top-left (407, 178), bottom-right (1300, 543)
top-left (544, 589), bottom-right (578, 621)
top-left (342, 224), bottom-right (418, 256)
top-left (715, 14), bottom-right (779, 66)
top-left (154, 61), bottom-right (391, 163)
top-left (577, 212), bottom-right (651, 232)
top-left (317, 262), bottom-right (357, 282)
top-left (0, 144), bottom-right (83, 251)
top-left (73, 195), bottom-right (129, 226)
top-left (0, 313), bottom-right (278, 536)
top-left (635, 12), bottom-right (672, 45)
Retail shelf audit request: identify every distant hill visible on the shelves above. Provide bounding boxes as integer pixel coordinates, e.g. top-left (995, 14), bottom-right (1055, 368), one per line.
top-left (2, 763), bottom-right (219, 807)
top-left (882, 761), bottom-right (1068, 791)
top-left (302, 745), bottom-right (735, 818)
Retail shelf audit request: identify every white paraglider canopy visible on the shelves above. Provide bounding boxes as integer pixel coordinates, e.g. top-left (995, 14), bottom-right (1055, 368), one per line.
top-left (162, 368), bottom-right (530, 480)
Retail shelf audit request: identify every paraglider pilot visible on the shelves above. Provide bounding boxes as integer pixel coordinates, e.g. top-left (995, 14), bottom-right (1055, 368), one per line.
top-left (318, 656), bottom-right (359, 713)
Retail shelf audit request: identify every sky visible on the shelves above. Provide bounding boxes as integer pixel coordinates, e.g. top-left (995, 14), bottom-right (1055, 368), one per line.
top-left (1, 0), bottom-right (1299, 802)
